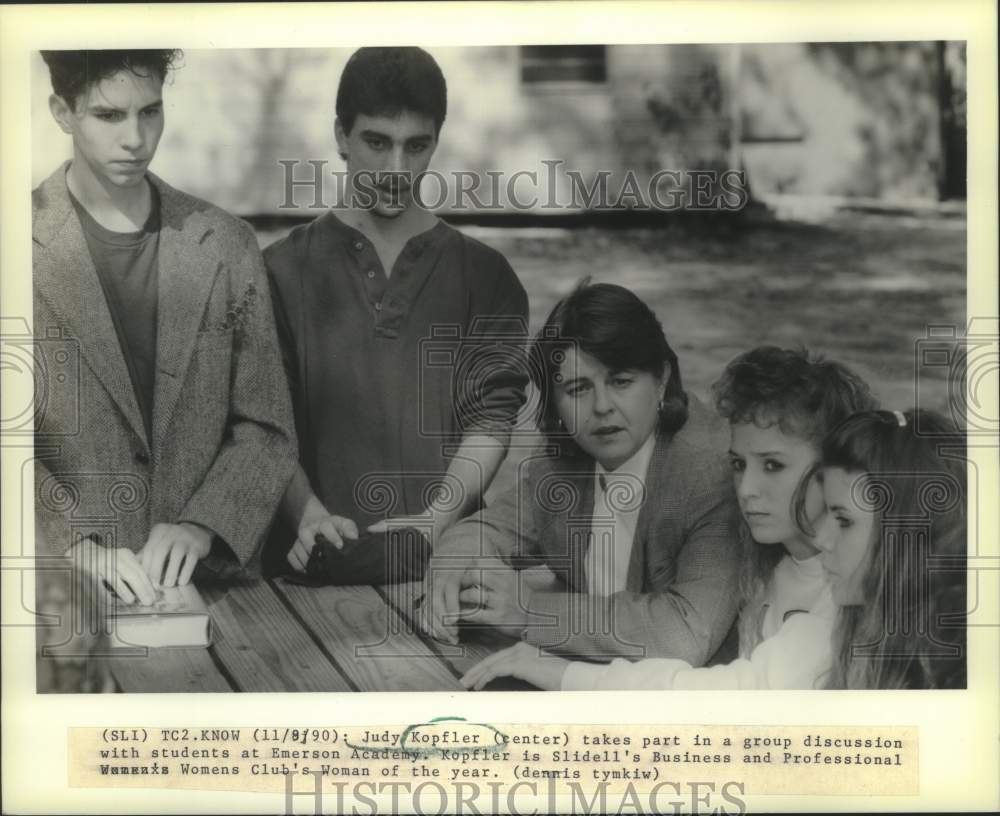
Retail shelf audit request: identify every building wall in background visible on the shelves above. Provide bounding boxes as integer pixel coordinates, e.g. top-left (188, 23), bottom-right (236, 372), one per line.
top-left (30, 42), bottom-right (962, 216)
top-left (739, 42), bottom-right (962, 201)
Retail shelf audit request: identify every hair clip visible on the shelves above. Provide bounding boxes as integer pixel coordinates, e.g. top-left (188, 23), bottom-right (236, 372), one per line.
top-left (893, 410), bottom-right (907, 427)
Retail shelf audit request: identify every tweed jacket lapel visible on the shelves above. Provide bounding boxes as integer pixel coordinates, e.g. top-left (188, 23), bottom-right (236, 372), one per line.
top-left (626, 429), bottom-right (675, 591)
top-left (148, 172), bottom-right (223, 455)
top-left (32, 164), bottom-right (147, 444)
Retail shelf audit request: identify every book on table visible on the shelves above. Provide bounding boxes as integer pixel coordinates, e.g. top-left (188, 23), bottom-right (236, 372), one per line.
top-left (109, 583), bottom-right (212, 649)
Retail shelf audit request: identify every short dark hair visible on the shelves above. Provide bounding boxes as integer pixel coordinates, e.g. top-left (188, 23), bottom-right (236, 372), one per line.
top-left (712, 346), bottom-right (875, 444)
top-left (336, 47), bottom-right (447, 137)
top-left (529, 279), bottom-right (688, 453)
top-left (41, 49), bottom-right (181, 109)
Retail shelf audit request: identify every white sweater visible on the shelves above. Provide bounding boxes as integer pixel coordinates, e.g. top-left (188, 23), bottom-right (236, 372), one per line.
top-left (760, 552), bottom-right (829, 640)
top-left (562, 557), bottom-right (835, 691)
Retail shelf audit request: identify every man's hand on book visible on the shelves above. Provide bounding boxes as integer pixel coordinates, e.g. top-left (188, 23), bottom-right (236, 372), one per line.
top-left (139, 523), bottom-right (212, 588)
top-left (65, 539), bottom-right (157, 606)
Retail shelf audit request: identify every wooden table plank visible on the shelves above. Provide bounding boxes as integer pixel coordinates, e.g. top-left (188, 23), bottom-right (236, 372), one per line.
top-left (273, 581), bottom-right (462, 692)
top-left (107, 647), bottom-right (233, 693)
top-left (379, 581), bottom-right (532, 690)
top-left (104, 567), bottom-right (561, 693)
top-left (202, 581), bottom-right (353, 692)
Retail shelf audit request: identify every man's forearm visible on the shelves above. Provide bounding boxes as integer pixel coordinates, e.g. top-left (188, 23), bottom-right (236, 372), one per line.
top-left (429, 434), bottom-right (506, 532)
top-left (281, 463), bottom-right (325, 528)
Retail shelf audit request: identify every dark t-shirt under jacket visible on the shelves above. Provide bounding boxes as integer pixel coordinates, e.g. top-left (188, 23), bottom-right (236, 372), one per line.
top-left (70, 187), bottom-right (160, 444)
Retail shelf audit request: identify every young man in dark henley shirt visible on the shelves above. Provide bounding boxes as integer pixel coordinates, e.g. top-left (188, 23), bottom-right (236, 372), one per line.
top-left (264, 47), bottom-right (529, 577)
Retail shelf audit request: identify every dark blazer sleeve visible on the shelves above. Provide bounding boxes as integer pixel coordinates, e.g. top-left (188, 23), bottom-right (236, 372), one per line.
top-left (177, 221), bottom-right (298, 563)
top-left (524, 448), bottom-right (741, 664)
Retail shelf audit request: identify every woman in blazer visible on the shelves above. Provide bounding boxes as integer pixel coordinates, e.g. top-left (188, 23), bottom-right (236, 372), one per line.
top-left (423, 281), bottom-right (741, 665)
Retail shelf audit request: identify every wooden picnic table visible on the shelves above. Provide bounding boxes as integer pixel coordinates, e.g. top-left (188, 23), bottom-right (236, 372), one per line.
top-left (104, 577), bottom-right (536, 693)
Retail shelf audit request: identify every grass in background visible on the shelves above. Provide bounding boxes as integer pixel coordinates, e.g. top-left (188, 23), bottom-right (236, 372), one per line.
top-left (256, 210), bottom-right (965, 418)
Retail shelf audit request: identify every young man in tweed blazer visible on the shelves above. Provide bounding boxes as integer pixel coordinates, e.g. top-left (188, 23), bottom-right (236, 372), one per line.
top-left (33, 50), bottom-right (296, 604)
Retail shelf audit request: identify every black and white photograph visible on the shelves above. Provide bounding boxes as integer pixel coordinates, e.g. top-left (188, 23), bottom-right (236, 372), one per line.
top-left (2, 1), bottom-right (997, 814)
top-left (27, 38), bottom-right (972, 693)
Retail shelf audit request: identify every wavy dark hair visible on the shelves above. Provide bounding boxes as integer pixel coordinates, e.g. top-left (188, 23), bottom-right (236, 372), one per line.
top-left (711, 346), bottom-right (876, 656)
top-left (41, 50), bottom-right (182, 109)
top-left (821, 409), bottom-right (967, 689)
top-left (529, 279), bottom-right (687, 457)
top-left (336, 47), bottom-right (447, 138)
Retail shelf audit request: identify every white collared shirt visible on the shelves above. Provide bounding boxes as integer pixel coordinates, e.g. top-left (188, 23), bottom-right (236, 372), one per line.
top-left (585, 433), bottom-right (657, 597)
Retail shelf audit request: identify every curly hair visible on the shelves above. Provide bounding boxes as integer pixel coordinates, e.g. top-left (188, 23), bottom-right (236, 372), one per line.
top-left (711, 346), bottom-right (876, 656)
top-left (712, 346), bottom-right (875, 443)
top-left (821, 409), bottom-right (967, 689)
top-left (41, 50), bottom-right (181, 109)
top-left (336, 47), bottom-right (447, 138)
